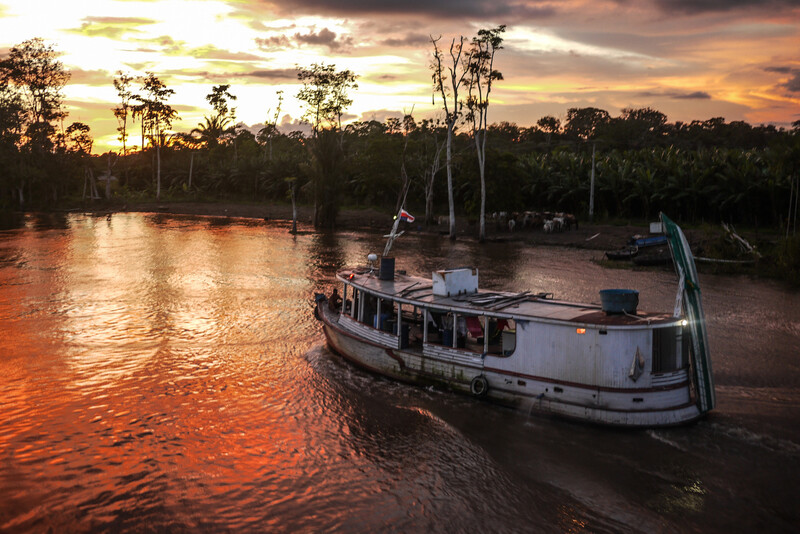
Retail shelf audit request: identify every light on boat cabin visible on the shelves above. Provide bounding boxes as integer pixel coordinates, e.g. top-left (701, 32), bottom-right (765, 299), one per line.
top-left (576, 328), bottom-right (586, 335)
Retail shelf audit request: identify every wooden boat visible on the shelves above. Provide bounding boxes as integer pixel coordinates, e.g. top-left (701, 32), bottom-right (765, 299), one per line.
top-left (314, 213), bottom-right (714, 427)
top-left (604, 246), bottom-right (638, 261)
top-left (631, 246), bottom-right (672, 266)
top-left (628, 234), bottom-right (668, 248)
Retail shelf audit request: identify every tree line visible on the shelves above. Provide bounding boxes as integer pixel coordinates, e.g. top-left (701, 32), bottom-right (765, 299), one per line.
top-left (1, 37), bottom-right (799, 238)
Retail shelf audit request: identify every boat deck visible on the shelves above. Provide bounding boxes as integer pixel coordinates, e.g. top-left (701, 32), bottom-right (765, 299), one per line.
top-left (339, 269), bottom-right (676, 327)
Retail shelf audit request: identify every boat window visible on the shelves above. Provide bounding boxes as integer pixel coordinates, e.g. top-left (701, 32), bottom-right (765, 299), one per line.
top-left (424, 311), bottom-right (462, 348)
top-left (371, 297), bottom-right (389, 331)
top-left (486, 318), bottom-right (515, 357)
top-left (653, 326), bottom-right (682, 372)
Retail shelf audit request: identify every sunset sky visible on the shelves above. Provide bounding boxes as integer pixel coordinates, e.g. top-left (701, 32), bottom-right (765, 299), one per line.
top-left (1, 0), bottom-right (798, 153)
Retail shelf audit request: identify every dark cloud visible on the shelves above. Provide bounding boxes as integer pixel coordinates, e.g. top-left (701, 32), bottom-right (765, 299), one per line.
top-left (765, 66), bottom-right (800, 93)
top-left (651, 0), bottom-right (800, 14)
top-left (638, 90), bottom-right (712, 100)
top-left (255, 28), bottom-right (354, 52)
top-left (785, 73), bottom-right (800, 92)
top-left (255, 35), bottom-right (292, 50)
top-left (249, 69), bottom-right (299, 81)
top-left (295, 28), bottom-right (353, 51)
top-left (672, 91), bottom-right (712, 100)
top-left (765, 66), bottom-right (792, 74)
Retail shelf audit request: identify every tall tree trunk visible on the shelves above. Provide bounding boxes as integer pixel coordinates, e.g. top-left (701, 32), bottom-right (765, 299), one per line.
top-left (446, 126), bottom-right (456, 240)
top-left (473, 129), bottom-right (488, 242)
top-left (188, 151), bottom-right (194, 190)
top-left (156, 142), bottom-right (161, 200)
top-left (122, 118), bottom-right (128, 187)
top-left (105, 153), bottom-right (113, 199)
top-left (478, 142), bottom-right (486, 242)
top-left (290, 182), bottom-right (297, 234)
top-left (424, 135), bottom-right (444, 226)
top-left (425, 179), bottom-right (435, 226)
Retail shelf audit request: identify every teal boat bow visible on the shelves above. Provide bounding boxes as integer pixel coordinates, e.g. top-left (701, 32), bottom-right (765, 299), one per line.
top-left (661, 212), bottom-right (716, 413)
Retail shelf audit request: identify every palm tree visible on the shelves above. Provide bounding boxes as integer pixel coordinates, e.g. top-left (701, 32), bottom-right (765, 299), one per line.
top-left (191, 114), bottom-right (233, 149)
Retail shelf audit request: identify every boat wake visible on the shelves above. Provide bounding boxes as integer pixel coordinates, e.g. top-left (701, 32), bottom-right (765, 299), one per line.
top-left (708, 421), bottom-right (800, 455)
top-left (645, 430), bottom-right (689, 452)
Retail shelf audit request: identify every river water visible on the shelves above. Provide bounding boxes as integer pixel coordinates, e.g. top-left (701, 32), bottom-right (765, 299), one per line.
top-left (1, 212), bottom-right (798, 533)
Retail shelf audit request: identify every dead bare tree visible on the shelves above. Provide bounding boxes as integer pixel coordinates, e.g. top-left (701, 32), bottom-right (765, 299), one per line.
top-left (430, 35), bottom-right (472, 240)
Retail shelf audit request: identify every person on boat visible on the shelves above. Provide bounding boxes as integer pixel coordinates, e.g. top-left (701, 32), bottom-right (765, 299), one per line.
top-left (329, 288), bottom-right (342, 310)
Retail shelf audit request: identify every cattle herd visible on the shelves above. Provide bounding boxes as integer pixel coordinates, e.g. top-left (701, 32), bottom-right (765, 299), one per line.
top-left (491, 211), bottom-right (579, 233)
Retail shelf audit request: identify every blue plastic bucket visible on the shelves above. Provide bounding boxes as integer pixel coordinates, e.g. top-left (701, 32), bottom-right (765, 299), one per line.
top-left (599, 289), bottom-right (639, 314)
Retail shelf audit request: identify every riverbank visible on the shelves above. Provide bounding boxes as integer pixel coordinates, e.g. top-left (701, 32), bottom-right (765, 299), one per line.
top-left (104, 200), bottom-right (800, 285)
top-left (112, 200), bottom-right (673, 252)
top-left (8, 199), bottom-right (795, 283)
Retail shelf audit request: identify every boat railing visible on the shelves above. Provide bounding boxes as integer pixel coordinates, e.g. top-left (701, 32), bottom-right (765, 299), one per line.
top-left (338, 313), bottom-right (403, 349)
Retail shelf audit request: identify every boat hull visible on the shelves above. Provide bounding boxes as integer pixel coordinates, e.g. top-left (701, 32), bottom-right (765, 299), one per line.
top-left (317, 302), bottom-right (704, 428)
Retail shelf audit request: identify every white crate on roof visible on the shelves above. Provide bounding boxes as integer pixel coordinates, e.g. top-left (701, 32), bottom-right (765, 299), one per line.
top-left (432, 268), bottom-right (479, 297)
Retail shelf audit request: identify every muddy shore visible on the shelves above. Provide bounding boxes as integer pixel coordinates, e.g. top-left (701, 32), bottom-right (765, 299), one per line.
top-left (113, 200), bottom-right (680, 253)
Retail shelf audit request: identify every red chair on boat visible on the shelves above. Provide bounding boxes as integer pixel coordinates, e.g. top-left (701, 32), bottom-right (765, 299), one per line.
top-left (465, 316), bottom-right (484, 342)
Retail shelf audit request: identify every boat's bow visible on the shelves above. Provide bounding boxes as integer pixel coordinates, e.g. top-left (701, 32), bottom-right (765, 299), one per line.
top-left (661, 212), bottom-right (716, 413)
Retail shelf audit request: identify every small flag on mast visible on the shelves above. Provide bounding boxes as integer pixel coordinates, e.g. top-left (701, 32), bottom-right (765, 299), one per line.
top-left (399, 209), bottom-right (415, 223)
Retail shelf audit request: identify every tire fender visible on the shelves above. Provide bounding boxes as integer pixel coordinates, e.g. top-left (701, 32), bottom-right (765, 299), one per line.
top-left (470, 375), bottom-right (489, 397)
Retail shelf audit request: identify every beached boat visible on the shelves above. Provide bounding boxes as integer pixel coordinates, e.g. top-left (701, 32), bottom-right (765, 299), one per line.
top-left (314, 213), bottom-right (715, 427)
top-left (604, 247), bottom-right (638, 261)
top-left (628, 234), bottom-right (668, 248)
top-left (605, 230), bottom-right (670, 262)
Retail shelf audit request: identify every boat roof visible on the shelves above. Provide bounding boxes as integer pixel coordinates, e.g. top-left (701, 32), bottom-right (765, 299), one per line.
top-left (337, 268), bottom-right (678, 328)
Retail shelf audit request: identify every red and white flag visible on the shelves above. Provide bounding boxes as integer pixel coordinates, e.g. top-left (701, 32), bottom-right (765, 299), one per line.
top-left (399, 209), bottom-right (415, 223)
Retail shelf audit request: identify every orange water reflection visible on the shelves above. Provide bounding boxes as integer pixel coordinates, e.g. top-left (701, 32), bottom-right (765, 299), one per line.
top-left (0, 214), bottom-right (337, 531)
top-left (1, 213), bottom-right (798, 532)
